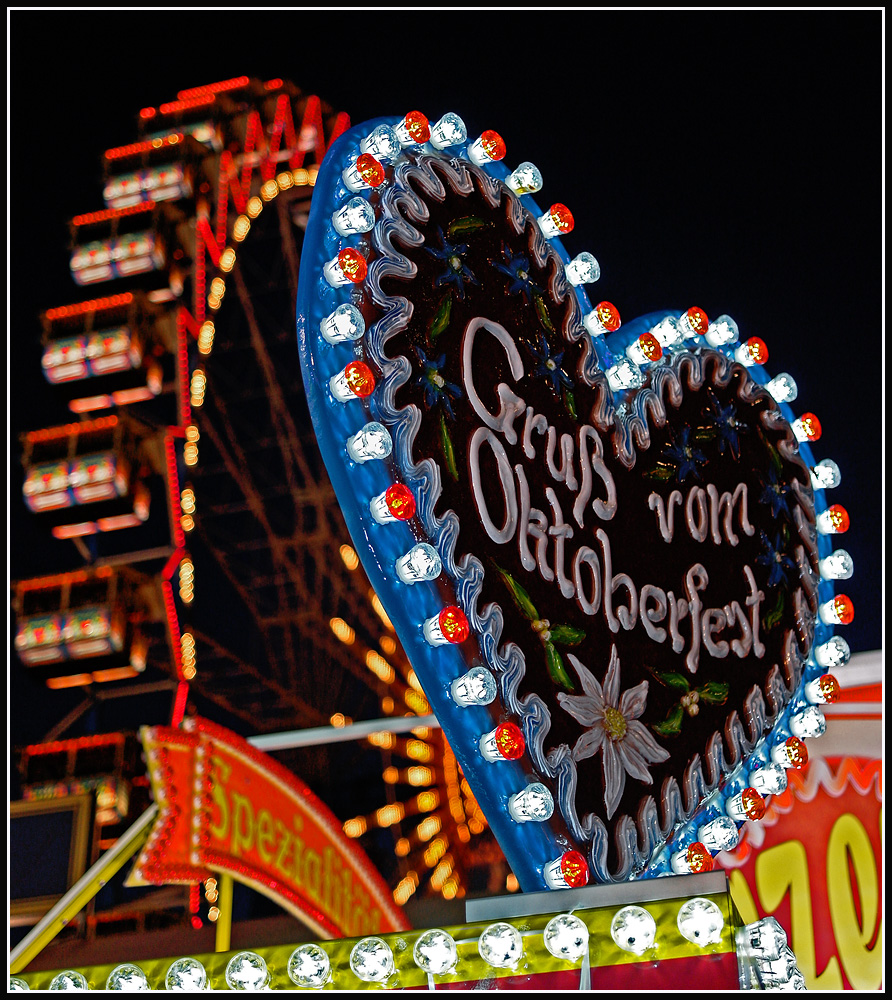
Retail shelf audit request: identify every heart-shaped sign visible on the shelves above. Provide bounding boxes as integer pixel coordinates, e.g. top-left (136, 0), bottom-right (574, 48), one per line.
top-left (296, 114), bottom-right (850, 890)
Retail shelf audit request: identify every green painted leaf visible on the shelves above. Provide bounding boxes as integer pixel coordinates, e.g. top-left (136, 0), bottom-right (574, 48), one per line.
top-left (549, 624), bottom-right (586, 646)
top-left (439, 412), bottom-right (459, 481)
top-left (544, 641), bottom-right (575, 692)
top-left (563, 389), bottom-right (577, 421)
top-left (644, 462), bottom-right (677, 482)
top-left (697, 682), bottom-right (730, 705)
top-left (493, 564), bottom-right (539, 622)
top-left (654, 671), bottom-right (692, 692)
top-left (533, 293), bottom-right (555, 334)
top-left (428, 292), bottom-right (452, 342)
top-left (448, 216), bottom-right (485, 238)
top-left (762, 590), bottom-right (785, 632)
top-left (693, 425), bottom-right (717, 443)
top-left (652, 704), bottom-right (685, 738)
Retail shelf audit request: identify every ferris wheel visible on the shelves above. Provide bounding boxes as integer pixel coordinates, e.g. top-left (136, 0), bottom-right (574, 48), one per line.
top-left (12, 74), bottom-right (503, 919)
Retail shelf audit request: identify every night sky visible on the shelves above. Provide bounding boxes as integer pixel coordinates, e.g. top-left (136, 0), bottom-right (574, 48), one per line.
top-left (9, 11), bottom-right (883, 752)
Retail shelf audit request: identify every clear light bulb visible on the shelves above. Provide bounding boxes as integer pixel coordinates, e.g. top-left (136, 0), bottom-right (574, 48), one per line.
top-left (747, 761), bottom-right (788, 796)
top-left (9, 979), bottom-right (30, 992)
top-left (543, 913), bottom-right (589, 961)
top-left (697, 814), bottom-right (740, 852)
top-left (332, 196), bottom-right (375, 236)
top-left (395, 542), bottom-right (442, 584)
top-left (650, 315), bottom-right (684, 350)
top-left (106, 964), bottom-right (151, 991)
top-left (450, 665), bottom-right (497, 706)
top-left (677, 897), bottom-right (725, 947)
top-left (736, 916), bottom-right (788, 962)
top-left (605, 358), bottom-right (644, 392)
top-left (564, 252), bottom-right (600, 286)
top-left (505, 161), bottom-right (543, 195)
top-left (288, 943), bottom-right (330, 988)
top-left (789, 706), bottom-right (826, 739)
top-left (225, 952), bottom-right (269, 991)
top-left (320, 302), bottom-right (365, 344)
top-left (165, 958), bottom-right (208, 992)
top-left (704, 313), bottom-right (739, 347)
top-left (814, 635), bottom-right (850, 669)
top-left (810, 458), bottom-right (841, 490)
top-left (49, 971), bottom-right (89, 991)
top-left (413, 929), bottom-right (458, 975)
top-left (765, 372), bottom-right (798, 403)
top-left (346, 421), bottom-right (393, 463)
top-left (804, 673), bottom-right (841, 705)
top-left (478, 922), bottom-right (523, 968)
top-left (350, 937), bottom-right (395, 983)
top-left (428, 113), bottom-right (467, 149)
top-left (610, 905), bottom-right (656, 955)
top-left (423, 605), bottom-right (469, 645)
top-left (360, 124), bottom-right (401, 162)
top-left (734, 336), bottom-right (769, 366)
top-left (467, 130), bottom-right (506, 165)
top-left (543, 850), bottom-right (589, 889)
top-left (507, 781), bottom-right (554, 822)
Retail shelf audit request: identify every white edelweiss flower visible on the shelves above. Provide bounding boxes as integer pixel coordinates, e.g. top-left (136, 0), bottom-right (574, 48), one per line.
top-left (557, 645), bottom-right (670, 820)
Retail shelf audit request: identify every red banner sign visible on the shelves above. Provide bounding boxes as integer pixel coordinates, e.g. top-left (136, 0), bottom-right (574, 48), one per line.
top-left (130, 718), bottom-right (408, 938)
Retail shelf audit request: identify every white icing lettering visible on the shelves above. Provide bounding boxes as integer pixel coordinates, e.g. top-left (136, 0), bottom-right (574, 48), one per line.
top-left (684, 564), bottom-right (710, 674)
top-left (462, 317), bottom-right (526, 445)
top-left (469, 426), bottom-right (517, 544)
top-left (640, 584), bottom-right (668, 644)
top-left (572, 546), bottom-right (602, 616)
top-left (685, 487), bottom-right (709, 543)
top-left (648, 490), bottom-right (683, 543)
top-left (702, 608), bottom-right (730, 658)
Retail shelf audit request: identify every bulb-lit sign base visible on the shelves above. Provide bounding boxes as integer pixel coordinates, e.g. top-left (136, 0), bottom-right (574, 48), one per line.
top-left (14, 872), bottom-right (754, 991)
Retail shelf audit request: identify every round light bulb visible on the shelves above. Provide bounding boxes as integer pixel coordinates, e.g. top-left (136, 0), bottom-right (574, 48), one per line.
top-left (670, 841), bottom-right (715, 875)
top-left (505, 161), bottom-right (543, 195)
top-left (791, 412), bottom-right (822, 443)
top-left (747, 761), bottom-right (788, 796)
top-left (394, 110), bottom-right (431, 146)
top-left (329, 360), bottom-right (376, 401)
top-left (564, 252), bottom-right (600, 286)
top-left (789, 706), bottom-right (827, 739)
top-left (679, 306), bottom-right (709, 338)
top-left (605, 358), bottom-right (644, 392)
top-left (478, 922), bottom-right (523, 969)
top-left (734, 336), bottom-right (769, 366)
top-left (810, 458), bottom-right (841, 490)
top-left (816, 503), bottom-right (849, 534)
top-left (537, 203), bottom-right (574, 238)
top-left (543, 913), bottom-right (589, 961)
top-left (288, 943), bottom-right (331, 988)
top-left (350, 937), bottom-right (395, 983)
top-left (610, 905), bottom-right (656, 955)
top-left (225, 952), bottom-right (269, 991)
top-left (428, 113), bottom-right (467, 150)
top-left (413, 929), bottom-right (458, 975)
top-left (804, 673), bottom-right (841, 705)
top-left (697, 814), bottom-right (740, 853)
top-left (583, 300), bottom-right (621, 337)
top-left (737, 916), bottom-right (788, 962)
top-left (765, 372), bottom-right (798, 403)
top-left (650, 315), bottom-right (684, 350)
top-left (771, 736), bottom-right (808, 769)
top-left (106, 964), bottom-right (150, 991)
top-left (467, 130), bottom-right (506, 165)
top-left (360, 124), bottom-right (401, 162)
top-left (395, 542), bottom-right (442, 584)
top-left (450, 665), bottom-right (497, 706)
top-left (819, 593), bottom-right (854, 625)
top-left (165, 958), bottom-right (208, 992)
top-left (507, 781), bottom-right (554, 822)
top-left (323, 247), bottom-right (368, 287)
top-left (342, 153), bottom-right (385, 192)
top-left (49, 970), bottom-right (89, 991)
top-left (346, 421), bottom-right (393, 463)
top-left (9, 979), bottom-right (30, 992)
top-left (677, 897), bottom-right (725, 947)
top-left (725, 786), bottom-right (766, 821)
top-left (625, 331), bottom-right (663, 365)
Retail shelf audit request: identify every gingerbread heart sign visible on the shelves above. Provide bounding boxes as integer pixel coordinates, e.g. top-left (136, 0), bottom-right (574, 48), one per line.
top-left (296, 114), bottom-right (852, 890)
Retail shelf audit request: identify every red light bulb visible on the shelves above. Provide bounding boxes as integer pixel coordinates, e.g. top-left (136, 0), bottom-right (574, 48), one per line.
top-left (595, 301), bottom-right (621, 332)
top-left (626, 331), bottom-right (663, 365)
top-left (356, 153), bottom-right (385, 187)
top-left (560, 850), bottom-right (589, 887)
top-left (682, 306), bottom-right (709, 337)
top-left (820, 594), bottom-right (854, 625)
top-left (338, 248), bottom-right (367, 283)
top-left (384, 483), bottom-right (416, 521)
top-left (494, 722), bottom-right (525, 760)
top-left (401, 111), bottom-right (430, 143)
top-left (481, 130), bottom-right (506, 160)
top-left (792, 412), bottom-right (822, 443)
top-left (817, 504), bottom-right (850, 535)
top-left (329, 360), bottom-right (376, 402)
top-left (774, 736), bottom-right (808, 769)
top-left (741, 786), bottom-right (766, 820)
top-left (438, 606), bottom-right (469, 643)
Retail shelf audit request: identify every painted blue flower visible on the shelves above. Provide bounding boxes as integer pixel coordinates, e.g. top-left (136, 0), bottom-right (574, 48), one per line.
top-left (493, 243), bottom-right (540, 304)
top-left (708, 391), bottom-right (748, 458)
top-left (426, 228), bottom-right (478, 299)
top-left (756, 530), bottom-right (796, 587)
top-left (527, 332), bottom-right (573, 396)
top-left (415, 347), bottom-right (462, 419)
top-left (662, 426), bottom-right (708, 483)
top-left (758, 465), bottom-right (793, 518)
